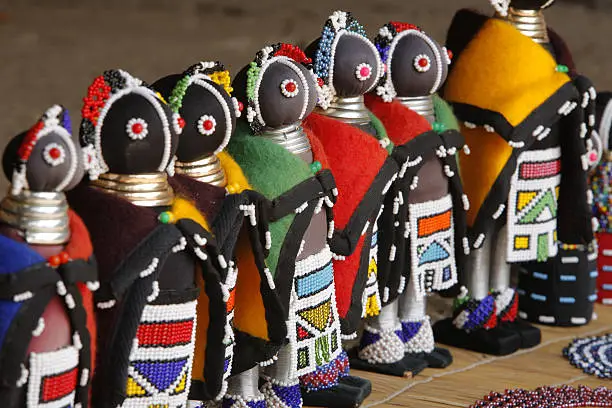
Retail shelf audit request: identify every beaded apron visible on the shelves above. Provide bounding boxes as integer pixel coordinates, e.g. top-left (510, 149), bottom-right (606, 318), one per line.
top-left (362, 213), bottom-right (382, 318)
top-left (288, 245), bottom-right (342, 378)
top-left (506, 147), bottom-right (561, 263)
top-left (408, 194), bottom-right (457, 296)
top-left (124, 296), bottom-right (198, 407)
top-left (27, 345), bottom-right (79, 408)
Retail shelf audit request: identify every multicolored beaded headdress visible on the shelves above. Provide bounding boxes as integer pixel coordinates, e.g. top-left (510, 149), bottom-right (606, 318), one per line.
top-left (374, 22), bottom-right (452, 102)
top-left (80, 69), bottom-right (183, 180)
top-left (244, 42), bottom-right (320, 134)
top-left (312, 10), bottom-right (383, 109)
top-left (11, 105), bottom-right (77, 196)
top-left (168, 61), bottom-right (241, 154)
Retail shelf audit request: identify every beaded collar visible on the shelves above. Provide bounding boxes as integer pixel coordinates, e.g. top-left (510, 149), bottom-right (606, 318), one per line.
top-left (312, 10), bottom-right (383, 109)
top-left (168, 61), bottom-right (241, 154)
top-left (374, 22), bottom-right (451, 103)
top-left (80, 69), bottom-right (183, 180)
top-left (10, 105), bottom-right (77, 196)
top-left (244, 43), bottom-right (319, 134)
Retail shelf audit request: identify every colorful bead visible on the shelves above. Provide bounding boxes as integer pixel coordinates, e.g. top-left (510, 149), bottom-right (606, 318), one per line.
top-left (471, 385), bottom-right (612, 407)
top-left (158, 211), bottom-right (174, 224)
top-left (309, 161), bottom-right (322, 174)
top-left (556, 64), bottom-right (569, 73)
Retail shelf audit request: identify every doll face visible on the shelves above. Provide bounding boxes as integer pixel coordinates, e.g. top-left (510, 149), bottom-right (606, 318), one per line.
top-left (390, 32), bottom-right (449, 97)
top-left (510, 0), bottom-right (555, 9)
top-left (332, 33), bottom-right (381, 98)
top-left (176, 80), bottom-right (236, 162)
top-left (257, 58), bottom-right (315, 128)
top-left (26, 132), bottom-right (79, 192)
top-left (99, 91), bottom-right (179, 174)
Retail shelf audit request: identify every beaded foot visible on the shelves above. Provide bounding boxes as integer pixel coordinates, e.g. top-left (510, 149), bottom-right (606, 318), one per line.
top-left (301, 351), bottom-right (371, 407)
top-left (401, 317), bottom-right (453, 368)
top-left (221, 394), bottom-right (266, 408)
top-left (261, 379), bottom-right (303, 408)
top-left (432, 294), bottom-right (521, 356)
top-left (494, 288), bottom-right (541, 348)
top-left (349, 325), bottom-right (427, 377)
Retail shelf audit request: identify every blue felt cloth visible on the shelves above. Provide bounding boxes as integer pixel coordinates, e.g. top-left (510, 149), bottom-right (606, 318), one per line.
top-left (0, 234), bottom-right (45, 348)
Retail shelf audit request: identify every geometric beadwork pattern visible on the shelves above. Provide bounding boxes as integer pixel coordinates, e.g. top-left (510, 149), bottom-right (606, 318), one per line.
top-left (507, 147), bottom-right (561, 263)
top-left (290, 245), bottom-right (342, 378)
top-left (125, 300), bottom-right (198, 407)
top-left (27, 345), bottom-right (79, 408)
top-left (361, 214), bottom-right (382, 318)
top-left (409, 194), bottom-right (458, 296)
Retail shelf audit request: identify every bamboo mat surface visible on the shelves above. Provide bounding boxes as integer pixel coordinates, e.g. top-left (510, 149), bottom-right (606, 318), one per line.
top-left (341, 304), bottom-right (611, 408)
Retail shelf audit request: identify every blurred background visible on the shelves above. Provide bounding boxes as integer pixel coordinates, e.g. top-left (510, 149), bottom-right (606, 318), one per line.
top-left (0, 0), bottom-right (610, 191)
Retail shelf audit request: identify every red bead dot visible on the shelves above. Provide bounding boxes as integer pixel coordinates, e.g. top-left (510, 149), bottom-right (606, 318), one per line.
top-left (418, 58), bottom-right (429, 67)
top-left (238, 101), bottom-right (244, 112)
top-left (590, 152), bottom-right (598, 162)
top-left (447, 49), bottom-right (453, 60)
top-left (203, 120), bottom-right (214, 131)
top-left (285, 81), bottom-right (297, 93)
top-left (49, 147), bottom-right (61, 159)
top-left (317, 78), bottom-right (324, 87)
top-left (132, 123), bottom-right (143, 134)
top-left (177, 117), bottom-right (185, 129)
top-left (49, 255), bottom-right (61, 267)
top-left (59, 252), bottom-right (70, 263)
top-left (360, 66), bottom-right (370, 77)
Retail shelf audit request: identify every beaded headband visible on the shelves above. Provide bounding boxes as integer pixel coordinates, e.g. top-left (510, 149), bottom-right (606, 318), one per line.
top-left (80, 69), bottom-right (183, 180)
top-left (374, 22), bottom-right (452, 102)
top-left (244, 43), bottom-right (320, 134)
top-left (312, 10), bottom-right (383, 109)
top-left (11, 105), bottom-right (78, 196)
top-left (168, 61), bottom-right (241, 154)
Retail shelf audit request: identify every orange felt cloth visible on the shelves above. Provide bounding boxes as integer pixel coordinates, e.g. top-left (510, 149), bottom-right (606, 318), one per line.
top-left (444, 18), bottom-right (570, 128)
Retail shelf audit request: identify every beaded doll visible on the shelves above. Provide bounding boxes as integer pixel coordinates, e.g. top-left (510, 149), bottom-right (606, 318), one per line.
top-left (0, 105), bottom-right (97, 408)
top-left (304, 10), bottom-right (427, 378)
top-left (153, 62), bottom-right (287, 404)
top-left (437, 0), bottom-right (596, 353)
top-left (593, 92), bottom-right (612, 304)
top-left (492, 0), bottom-right (600, 327)
top-left (223, 43), bottom-right (368, 408)
top-left (364, 21), bottom-right (470, 369)
top-left (67, 69), bottom-right (233, 407)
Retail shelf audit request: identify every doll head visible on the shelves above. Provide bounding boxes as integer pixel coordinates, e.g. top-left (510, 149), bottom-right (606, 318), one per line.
top-left (153, 62), bottom-right (240, 162)
top-left (374, 22), bottom-right (451, 102)
top-left (3, 105), bottom-right (83, 196)
top-left (306, 10), bottom-right (384, 109)
top-left (491, 0), bottom-right (555, 15)
top-left (233, 43), bottom-right (319, 134)
top-left (79, 69), bottom-right (183, 180)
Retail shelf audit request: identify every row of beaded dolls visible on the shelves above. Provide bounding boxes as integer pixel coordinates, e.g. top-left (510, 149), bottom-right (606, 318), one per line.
top-left (0, 2), bottom-right (608, 408)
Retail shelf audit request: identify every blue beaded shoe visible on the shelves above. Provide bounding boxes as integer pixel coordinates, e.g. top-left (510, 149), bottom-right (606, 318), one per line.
top-left (221, 394), bottom-right (266, 408)
top-left (433, 291), bottom-right (521, 356)
top-left (348, 325), bottom-right (427, 377)
top-left (261, 379), bottom-right (303, 408)
top-left (401, 316), bottom-right (453, 368)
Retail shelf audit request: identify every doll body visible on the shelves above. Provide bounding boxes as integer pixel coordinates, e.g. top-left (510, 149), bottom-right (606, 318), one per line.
top-left (222, 44), bottom-right (351, 408)
top-left (0, 106), bottom-right (96, 408)
top-left (437, 2), bottom-right (595, 355)
top-left (365, 21), bottom-right (469, 369)
top-left (68, 70), bottom-right (232, 408)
